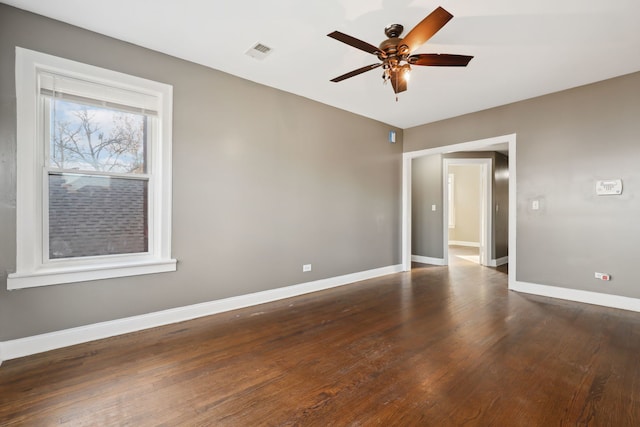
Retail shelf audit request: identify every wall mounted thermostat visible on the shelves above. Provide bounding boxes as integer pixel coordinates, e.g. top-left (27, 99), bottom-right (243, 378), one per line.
top-left (595, 179), bottom-right (622, 195)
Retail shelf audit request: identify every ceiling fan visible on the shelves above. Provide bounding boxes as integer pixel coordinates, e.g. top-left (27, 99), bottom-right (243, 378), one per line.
top-left (327, 6), bottom-right (473, 95)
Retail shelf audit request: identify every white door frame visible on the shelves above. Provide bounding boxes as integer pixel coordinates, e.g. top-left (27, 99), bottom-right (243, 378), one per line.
top-left (443, 158), bottom-right (492, 266)
top-left (401, 133), bottom-right (516, 288)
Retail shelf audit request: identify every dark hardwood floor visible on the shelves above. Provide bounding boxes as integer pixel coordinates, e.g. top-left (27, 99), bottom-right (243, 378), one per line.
top-left (1, 253), bottom-right (639, 426)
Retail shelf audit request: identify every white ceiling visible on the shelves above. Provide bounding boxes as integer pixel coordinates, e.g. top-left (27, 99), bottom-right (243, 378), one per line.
top-left (4, 0), bottom-right (640, 129)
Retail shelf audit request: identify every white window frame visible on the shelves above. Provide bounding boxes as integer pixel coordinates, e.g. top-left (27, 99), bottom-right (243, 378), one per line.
top-left (8, 47), bottom-right (176, 289)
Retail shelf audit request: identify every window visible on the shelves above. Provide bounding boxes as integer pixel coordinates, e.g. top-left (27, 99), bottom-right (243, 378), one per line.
top-left (9, 48), bottom-right (176, 289)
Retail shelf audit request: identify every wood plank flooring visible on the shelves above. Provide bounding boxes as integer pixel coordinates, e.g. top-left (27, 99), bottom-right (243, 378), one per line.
top-left (1, 252), bottom-right (639, 426)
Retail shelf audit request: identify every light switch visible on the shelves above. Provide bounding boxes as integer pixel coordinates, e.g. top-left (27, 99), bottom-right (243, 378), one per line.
top-left (431, 204), bottom-right (437, 211)
top-left (532, 200), bottom-right (539, 210)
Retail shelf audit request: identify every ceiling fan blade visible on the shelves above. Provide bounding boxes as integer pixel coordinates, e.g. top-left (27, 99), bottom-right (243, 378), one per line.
top-left (327, 31), bottom-right (385, 57)
top-left (330, 63), bottom-right (382, 82)
top-left (409, 53), bottom-right (473, 67)
top-left (399, 7), bottom-right (453, 54)
top-left (389, 70), bottom-right (407, 94)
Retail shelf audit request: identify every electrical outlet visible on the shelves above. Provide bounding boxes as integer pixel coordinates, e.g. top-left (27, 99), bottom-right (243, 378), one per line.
top-left (594, 272), bottom-right (611, 281)
top-left (303, 264), bottom-right (312, 272)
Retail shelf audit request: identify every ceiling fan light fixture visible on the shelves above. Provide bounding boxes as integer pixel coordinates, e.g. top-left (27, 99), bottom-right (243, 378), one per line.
top-left (327, 6), bottom-right (473, 96)
top-left (402, 64), bottom-right (411, 81)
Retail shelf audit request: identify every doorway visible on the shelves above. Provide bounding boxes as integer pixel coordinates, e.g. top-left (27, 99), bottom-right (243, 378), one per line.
top-left (401, 134), bottom-right (516, 288)
top-left (443, 158), bottom-right (491, 267)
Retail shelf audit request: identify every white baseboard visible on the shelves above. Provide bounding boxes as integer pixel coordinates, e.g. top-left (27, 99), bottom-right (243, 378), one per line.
top-left (448, 241), bottom-right (480, 247)
top-left (411, 255), bottom-right (446, 266)
top-left (510, 280), bottom-right (640, 313)
top-left (0, 264), bottom-right (403, 362)
top-left (488, 256), bottom-right (508, 267)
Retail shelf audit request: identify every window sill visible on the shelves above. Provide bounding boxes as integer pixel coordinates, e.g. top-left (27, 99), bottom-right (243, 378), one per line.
top-left (7, 259), bottom-right (177, 290)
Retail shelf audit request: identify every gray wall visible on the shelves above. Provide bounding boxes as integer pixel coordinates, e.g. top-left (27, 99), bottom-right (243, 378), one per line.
top-left (411, 155), bottom-right (443, 258)
top-left (0, 5), bottom-right (403, 340)
top-left (405, 71), bottom-right (640, 298)
top-left (494, 153), bottom-right (509, 259)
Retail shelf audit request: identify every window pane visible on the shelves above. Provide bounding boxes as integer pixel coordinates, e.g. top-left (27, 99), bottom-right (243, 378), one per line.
top-left (49, 98), bottom-right (147, 173)
top-left (48, 174), bottom-right (148, 259)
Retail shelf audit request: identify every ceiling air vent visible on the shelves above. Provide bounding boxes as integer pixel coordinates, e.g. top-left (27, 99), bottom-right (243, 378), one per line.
top-left (245, 42), bottom-right (273, 60)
